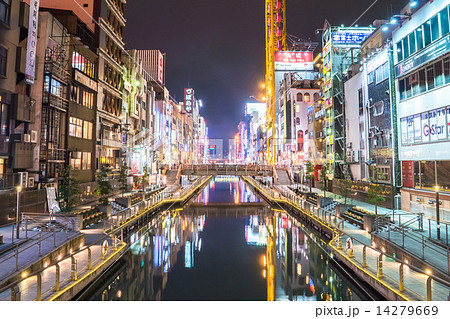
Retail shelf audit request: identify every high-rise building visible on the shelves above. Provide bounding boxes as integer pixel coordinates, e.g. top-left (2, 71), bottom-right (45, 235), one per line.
top-left (321, 24), bottom-right (374, 179)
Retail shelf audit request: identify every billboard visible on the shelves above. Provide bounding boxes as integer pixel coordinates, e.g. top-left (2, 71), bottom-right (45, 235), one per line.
top-left (25, 0), bottom-right (40, 85)
top-left (184, 88), bottom-right (194, 113)
top-left (331, 30), bottom-right (372, 46)
top-left (274, 51), bottom-right (314, 71)
top-left (245, 103), bottom-right (265, 116)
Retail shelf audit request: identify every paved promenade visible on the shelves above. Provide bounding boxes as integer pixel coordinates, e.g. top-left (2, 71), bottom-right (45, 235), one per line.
top-left (308, 187), bottom-right (450, 276)
top-left (246, 178), bottom-right (450, 301)
top-left (0, 177), bottom-right (210, 301)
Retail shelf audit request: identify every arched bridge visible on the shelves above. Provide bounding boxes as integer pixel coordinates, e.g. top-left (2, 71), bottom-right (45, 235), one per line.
top-left (181, 164), bottom-right (275, 177)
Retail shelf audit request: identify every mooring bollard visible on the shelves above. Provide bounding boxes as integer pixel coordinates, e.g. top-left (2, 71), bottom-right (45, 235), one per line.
top-left (36, 272), bottom-right (42, 301)
top-left (55, 264), bottom-right (60, 291)
top-left (11, 285), bottom-right (21, 301)
top-left (363, 246), bottom-right (367, 268)
top-left (426, 276), bottom-right (432, 301)
top-left (377, 254), bottom-right (383, 278)
top-left (71, 256), bottom-right (77, 281)
top-left (88, 247), bottom-right (92, 270)
top-left (399, 264), bottom-right (404, 292)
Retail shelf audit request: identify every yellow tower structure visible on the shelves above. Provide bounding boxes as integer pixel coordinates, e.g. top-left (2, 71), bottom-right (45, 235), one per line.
top-left (265, 0), bottom-right (286, 164)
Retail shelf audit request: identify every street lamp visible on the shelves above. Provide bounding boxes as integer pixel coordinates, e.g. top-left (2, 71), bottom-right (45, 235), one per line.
top-left (16, 186), bottom-right (22, 239)
top-left (435, 186), bottom-right (441, 240)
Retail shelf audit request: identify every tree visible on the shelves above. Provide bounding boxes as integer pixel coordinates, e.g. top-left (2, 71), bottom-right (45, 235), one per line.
top-left (367, 166), bottom-right (386, 232)
top-left (119, 163), bottom-right (129, 197)
top-left (305, 161), bottom-right (315, 193)
top-left (95, 164), bottom-right (112, 206)
top-left (57, 166), bottom-right (80, 212)
top-left (339, 161), bottom-right (352, 204)
top-left (142, 166), bottom-right (149, 192)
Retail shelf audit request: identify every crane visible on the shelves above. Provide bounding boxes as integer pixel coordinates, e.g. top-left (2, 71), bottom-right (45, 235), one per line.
top-left (265, 0), bottom-right (286, 164)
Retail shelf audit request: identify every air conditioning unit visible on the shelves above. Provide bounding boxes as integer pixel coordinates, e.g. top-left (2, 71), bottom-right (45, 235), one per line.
top-left (28, 177), bottom-right (35, 188)
top-left (23, 134), bottom-right (30, 143)
top-left (346, 150), bottom-right (353, 163)
top-left (19, 172), bottom-right (28, 188)
top-left (347, 142), bottom-right (352, 148)
top-left (30, 130), bottom-right (37, 143)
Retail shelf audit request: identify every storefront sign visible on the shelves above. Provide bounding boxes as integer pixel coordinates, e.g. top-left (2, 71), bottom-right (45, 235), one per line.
top-left (402, 161), bottom-right (414, 188)
top-left (401, 106), bottom-right (450, 145)
top-left (274, 51), bottom-right (314, 71)
top-left (395, 33), bottom-right (450, 78)
top-left (74, 70), bottom-right (98, 91)
top-left (184, 88), bottom-right (194, 113)
top-left (331, 30), bottom-right (372, 45)
top-left (25, 0), bottom-right (40, 85)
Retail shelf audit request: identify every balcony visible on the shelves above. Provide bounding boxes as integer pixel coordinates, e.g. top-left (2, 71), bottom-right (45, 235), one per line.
top-left (43, 93), bottom-right (69, 111)
top-left (101, 130), bottom-right (123, 149)
top-left (47, 148), bottom-right (66, 163)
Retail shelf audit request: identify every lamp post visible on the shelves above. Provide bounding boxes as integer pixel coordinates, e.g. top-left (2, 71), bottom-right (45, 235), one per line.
top-left (435, 186), bottom-right (441, 240)
top-left (16, 186), bottom-right (22, 239)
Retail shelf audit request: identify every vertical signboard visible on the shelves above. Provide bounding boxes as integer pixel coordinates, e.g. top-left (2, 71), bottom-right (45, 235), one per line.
top-left (157, 51), bottom-right (164, 84)
top-left (25, 0), bottom-right (40, 85)
top-left (184, 88), bottom-right (194, 113)
top-left (402, 161), bottom-right (414, 188)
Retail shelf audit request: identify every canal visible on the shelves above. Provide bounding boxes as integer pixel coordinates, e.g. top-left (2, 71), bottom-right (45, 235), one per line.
top-left (81, 177), bottom-right (369, 301)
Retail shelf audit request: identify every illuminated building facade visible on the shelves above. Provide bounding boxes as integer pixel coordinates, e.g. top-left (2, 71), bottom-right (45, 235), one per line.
top-left (393, 1), bottom-right (450, 212)
top-left (321, 24), bottom-right (374, 179)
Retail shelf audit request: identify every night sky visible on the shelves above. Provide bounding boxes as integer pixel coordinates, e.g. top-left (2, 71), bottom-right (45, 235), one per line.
top-left (124, 0), bottom-right (405, 140)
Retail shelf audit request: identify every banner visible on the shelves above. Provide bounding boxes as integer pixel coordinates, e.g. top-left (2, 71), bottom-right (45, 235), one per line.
top-left (25, 0), bottom-right (40, 85)
top-left (184, 88), bottom-right (194, 113)
top-left (274, 51), bottom-right (314, 71)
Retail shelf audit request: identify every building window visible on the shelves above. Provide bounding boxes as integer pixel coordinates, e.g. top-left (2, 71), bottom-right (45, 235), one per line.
top-left (70, 152), bottom-right (82, 170)
top-left (83, 121), bottom-right (93, 140)
top-left (71, 84), bottom-right (95, 109)
top-left (0, 46), bottom-right (6, 77)
top-left (69, 117), bottom-right (83, 138)
top-left (72, 51), bottom-right (95, 78)
top-left (313, 92), bottom-right (319, 101)
top-left (415, 26), bottom-right (424, 51)
top-left (304, 93), bottom-right (310, 102)
top-left (44, 76), bottom-right (65, 98)
top-left (296, 93), bottom-right (303, 102)
top-left (0, 0), bottom-right (11, 25)
top-left (375, 62), bottom-right (389, 84)
top-left (431, 15), bottom-right (440, 42)
top-left (440, 8), bottom-right (450, 36)
top-left (0, 101), bottom-right (8, 136)
top-left (295, 104), bottom-right (300, 113)
top-left (296, 117), bottom-right (300, 125)
top-left (82, 152), bottom-right (91, 170)
top-left (373, 101), bottom-right (384, 117)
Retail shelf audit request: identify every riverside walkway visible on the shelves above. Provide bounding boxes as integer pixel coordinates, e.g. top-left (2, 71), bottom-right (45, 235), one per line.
top-left (243, 176), bottom-right (450, 301)
top-left (308, 187), bottom-right (450, 278)
top-left (0, 176), bottom-right (211, 301)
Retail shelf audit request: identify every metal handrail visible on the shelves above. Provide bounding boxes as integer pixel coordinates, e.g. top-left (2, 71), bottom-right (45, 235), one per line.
top-left (0, 231), bottom-right (121, 301)
top-left (0, 227), bottom-right (76, 281)
top-left (331, 229), bottom-right (450, 301)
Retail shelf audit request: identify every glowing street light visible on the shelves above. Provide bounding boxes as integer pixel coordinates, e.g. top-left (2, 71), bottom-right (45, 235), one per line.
top-left (16, 186), bottom-right (22, 239)
top-left (435, 186), bottom-right (441, 240)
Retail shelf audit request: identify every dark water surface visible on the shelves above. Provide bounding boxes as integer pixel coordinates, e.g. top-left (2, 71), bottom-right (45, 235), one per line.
top-left (86, 177), bottom-right (365, 301)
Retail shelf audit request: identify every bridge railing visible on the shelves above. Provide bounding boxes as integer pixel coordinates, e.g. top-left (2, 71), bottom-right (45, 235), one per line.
top-left (181, 164), bottom-right (274, 176)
